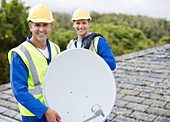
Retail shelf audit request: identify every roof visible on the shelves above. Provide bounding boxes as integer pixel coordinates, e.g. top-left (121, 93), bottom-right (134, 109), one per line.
top-left (0, 44), bottom-right (170, 121)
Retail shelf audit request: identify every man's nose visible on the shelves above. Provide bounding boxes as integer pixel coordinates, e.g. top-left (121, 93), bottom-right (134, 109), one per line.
top-left (79, 24), bottom-right (83, 28)
top-left (39, 25), bottom-right (45, 31)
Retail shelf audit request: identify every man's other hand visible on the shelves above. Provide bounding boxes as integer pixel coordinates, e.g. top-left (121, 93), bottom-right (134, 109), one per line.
top-left (44, 108), bottom-right (61, 122)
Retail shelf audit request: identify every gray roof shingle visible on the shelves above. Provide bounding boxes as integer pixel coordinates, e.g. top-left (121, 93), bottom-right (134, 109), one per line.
top-left (0, 44), bottom-right (170, 122)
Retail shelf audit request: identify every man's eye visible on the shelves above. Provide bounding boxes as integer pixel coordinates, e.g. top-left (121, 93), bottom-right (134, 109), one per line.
top-left (35, 24), bottom-right (40, 27)
top-left (43, 24), bottom-right (49, 27)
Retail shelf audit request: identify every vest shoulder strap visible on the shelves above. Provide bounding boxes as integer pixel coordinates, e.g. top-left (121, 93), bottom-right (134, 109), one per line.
top-left (67, 39), bottom-right (74, 49)
top-left (49, 41), bottom-right (60, 54)
top-left (84, 33), bottom-right (104, 49)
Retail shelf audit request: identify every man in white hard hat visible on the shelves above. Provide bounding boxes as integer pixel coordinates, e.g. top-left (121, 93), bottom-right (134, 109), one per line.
top-left (8, 4), bottom-right (61, 122)
top-left (67, 8), bottom-right (116, 71)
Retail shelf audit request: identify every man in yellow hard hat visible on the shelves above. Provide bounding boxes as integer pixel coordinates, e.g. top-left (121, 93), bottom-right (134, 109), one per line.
top-left (8, 4), bottom-right (61, 122)
top-left (67, 8), bottom-right (116, 71)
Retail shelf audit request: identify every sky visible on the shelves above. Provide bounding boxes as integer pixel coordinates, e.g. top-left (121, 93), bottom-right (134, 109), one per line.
top-left (4, 0), bottom-right (170, 21)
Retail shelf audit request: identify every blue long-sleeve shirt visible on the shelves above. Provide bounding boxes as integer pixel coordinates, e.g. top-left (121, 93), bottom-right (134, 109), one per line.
top-left (69, 34), bottom-right (116, 70)
top-left (10, 36), bottom-right (52, 119)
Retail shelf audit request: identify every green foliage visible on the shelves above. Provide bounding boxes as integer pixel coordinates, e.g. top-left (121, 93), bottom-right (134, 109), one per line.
top-left (91, 13), bottom-right (170, 44)
top-left (90, 23), bottom-right (152, 55)
top-left (53, 12), bottom-right (72, 29)
top-left (0, 0), bottom-right (30, 84)
top-left (157, 36), bottom-right (170, 45)
top-left (0, 0), bottom-right (30, 52)
top-left (1, 0), bottom-right (6, 8)
top-left (0, 52), bottom-right (9, 84)
top-left (49, 21), bottom-right (76, 51)
top-left (52, 12), bottom-right (169, 54)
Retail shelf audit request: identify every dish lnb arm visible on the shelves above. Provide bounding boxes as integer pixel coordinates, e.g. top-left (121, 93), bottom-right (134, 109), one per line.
top-left (83, 104), bottom-right (105, 122)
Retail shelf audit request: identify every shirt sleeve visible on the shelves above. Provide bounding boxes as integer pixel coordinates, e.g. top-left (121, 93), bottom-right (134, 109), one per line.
top-left (10, 52), bottom-right (48, 119)
top-left (97, 37), bottom-right (116, 70)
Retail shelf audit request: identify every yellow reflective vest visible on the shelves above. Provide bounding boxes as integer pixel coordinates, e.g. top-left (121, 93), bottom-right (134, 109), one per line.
top-left (8, 41), bottom-right (60, 116)
top-left (67, 36), bottom-right (100, 53)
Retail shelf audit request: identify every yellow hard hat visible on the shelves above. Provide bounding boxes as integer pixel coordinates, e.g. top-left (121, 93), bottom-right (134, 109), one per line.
top-left (27, 4), bottom-right (54, 23)
top-left (71, 8), bottom-right (92, 22)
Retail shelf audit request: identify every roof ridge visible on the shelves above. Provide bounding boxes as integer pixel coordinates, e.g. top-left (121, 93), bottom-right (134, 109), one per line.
top-left (115, 44), bottom-right (170, 62)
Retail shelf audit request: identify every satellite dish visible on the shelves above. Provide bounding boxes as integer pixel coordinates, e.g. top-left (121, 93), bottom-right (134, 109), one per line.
top-left (43, 48), bottom-right (116, 122)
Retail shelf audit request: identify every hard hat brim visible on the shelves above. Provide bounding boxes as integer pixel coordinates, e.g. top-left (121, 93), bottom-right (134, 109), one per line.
top-left (72, 17), bottom-right (92, 22)
top-left (27, 19), bottom-right (54, 23)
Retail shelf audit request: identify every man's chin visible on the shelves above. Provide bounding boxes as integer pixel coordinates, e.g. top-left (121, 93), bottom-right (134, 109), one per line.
top-left (36, 39), bottom-right (45, 42)
top-left (78, 33), bottom-right (86, 37)
top-left (37, 37), bottom-right (46, 42)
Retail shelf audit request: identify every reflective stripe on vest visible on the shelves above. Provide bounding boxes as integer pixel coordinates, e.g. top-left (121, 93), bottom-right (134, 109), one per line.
top-left (13, 42), bottom-right (59, 95)
top-left (67, 36), bottom-right (100, 54)
top-left (19, 44), bottom-right (42, 95)
top-left (8, 41), bottom-right (60, 116)
top-left (52, 43), bottom-right (60, 55)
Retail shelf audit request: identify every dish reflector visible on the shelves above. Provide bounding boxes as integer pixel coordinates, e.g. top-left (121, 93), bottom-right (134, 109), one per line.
top-left (43, 49), bottom-right (116, 122)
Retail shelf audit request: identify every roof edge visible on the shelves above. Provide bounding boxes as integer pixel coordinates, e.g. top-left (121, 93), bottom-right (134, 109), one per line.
top-left (115, 44), bottom-right (170, 62)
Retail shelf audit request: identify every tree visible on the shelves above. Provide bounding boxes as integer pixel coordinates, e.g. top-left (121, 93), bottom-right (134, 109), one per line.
top-left (0, 0), bottom-right (30, 84)
top-left (53, 12), bottom-right (72, 30)
top-left (89, 23), bottom-right (151, 55)
top-left (91, 12), bottom-right (170, 44)
top-left (0, 0), bottom-right (30, 52)
top-left (158, 36), bottom-right (170, 45)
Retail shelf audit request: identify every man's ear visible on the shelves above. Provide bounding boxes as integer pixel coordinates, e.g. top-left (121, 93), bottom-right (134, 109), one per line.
top-left (29, 23), bottom-right (32, 31)
top-left (88, 21), bottom-right (91, 28)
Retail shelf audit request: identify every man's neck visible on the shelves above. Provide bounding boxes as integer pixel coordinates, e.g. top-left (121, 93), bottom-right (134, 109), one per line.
top-left (30, 38), bottom-right (47, 50)
top-left (77, 33), bottom-right (90, 43)
top-left (77, 36), bottom-right (83, 43)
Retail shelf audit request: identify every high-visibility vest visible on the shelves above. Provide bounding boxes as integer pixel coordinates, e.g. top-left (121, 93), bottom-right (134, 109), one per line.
top-left (8, 41), bottom-right (60, 116)
top-left (67, 36), bottom-right (100, 53)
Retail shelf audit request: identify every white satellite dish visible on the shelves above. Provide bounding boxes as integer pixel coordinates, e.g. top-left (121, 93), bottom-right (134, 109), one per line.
top-left (43, 48), bottom-right (116, 122)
